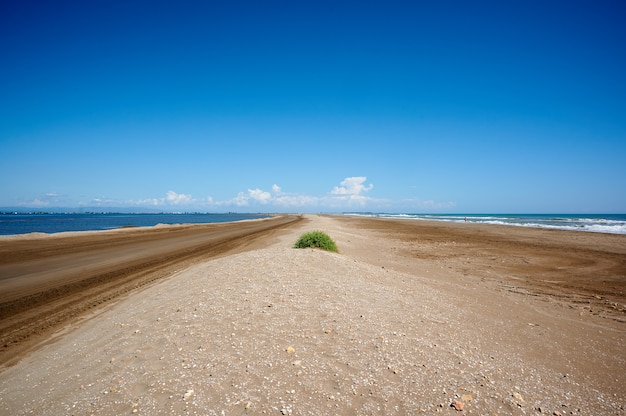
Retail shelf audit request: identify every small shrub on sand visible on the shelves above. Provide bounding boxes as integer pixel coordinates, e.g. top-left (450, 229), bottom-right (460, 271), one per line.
top-left (293, 230), bottom-right (338, 252)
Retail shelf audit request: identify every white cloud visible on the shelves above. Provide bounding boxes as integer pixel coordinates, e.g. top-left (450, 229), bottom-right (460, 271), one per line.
top-left (165, 190), bottom-right (193, 205)
top-left (12, 176), bottom-right (457, 214)
top-left (133, 197), bottom-right (160, 206)
top-left (274, 194), bottom-right (319, 207)
top-left (90, 197), bottom-right (120, 206)
top-left (205, 184), bottom-right (322, 210)
top-left (111, 177), bottom-right (379, 212)
top-left (330, 176), bottom-right (373, 201)
top-left (227, 192), bottom-right (249, 207)
top-left (248, 188), bottom-right (272, 204)
top-left (131, 191), bottom-right (195, 207)
top-left (29, 198), bottom-right (49, 207)
top-left (19, 192), bottom-right (65, 207)
top-left (212, 177), bottom-right (377, 210)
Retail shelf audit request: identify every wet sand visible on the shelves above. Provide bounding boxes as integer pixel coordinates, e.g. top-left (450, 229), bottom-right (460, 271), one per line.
top-left (335, 216), bottom-right (626, 321)
top-left (0, 215), bottom-right (624, 415)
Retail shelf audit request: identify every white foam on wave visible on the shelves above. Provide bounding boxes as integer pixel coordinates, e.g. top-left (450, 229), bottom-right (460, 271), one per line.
top-left (345, 213), bottom-right (626, 235)
top-left (478, 220), bottom-right (626, 234)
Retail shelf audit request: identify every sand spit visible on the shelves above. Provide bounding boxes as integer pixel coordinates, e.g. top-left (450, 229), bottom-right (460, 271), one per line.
top-left (0, 215), bottom-right (624, 415)
top-left (0, 216), bottom-right (303, 365)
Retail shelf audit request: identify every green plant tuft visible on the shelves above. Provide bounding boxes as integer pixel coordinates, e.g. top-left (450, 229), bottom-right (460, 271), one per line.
top-left (293, 230), bottom-right (338, 252)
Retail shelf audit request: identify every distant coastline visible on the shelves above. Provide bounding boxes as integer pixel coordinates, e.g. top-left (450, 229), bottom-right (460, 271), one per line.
top-left (0, 206), bottom-right (202, 214)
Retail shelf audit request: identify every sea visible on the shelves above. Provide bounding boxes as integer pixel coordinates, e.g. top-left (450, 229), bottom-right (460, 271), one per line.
top-left (345, 213), bottom-right (626, 235)
top-left (0, 213), bottom-right (271, 236)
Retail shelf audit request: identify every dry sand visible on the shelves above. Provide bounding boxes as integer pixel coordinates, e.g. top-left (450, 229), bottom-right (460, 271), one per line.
top-left (0, 215), bottom-right (624, 415)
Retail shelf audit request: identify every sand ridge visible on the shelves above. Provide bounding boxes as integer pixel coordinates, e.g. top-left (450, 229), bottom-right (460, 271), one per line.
top-left (0, 215), bottom-right (624, 415)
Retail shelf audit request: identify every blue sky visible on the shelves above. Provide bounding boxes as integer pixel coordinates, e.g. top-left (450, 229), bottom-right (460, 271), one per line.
top-left (1, 0), bottom-right (625, 213)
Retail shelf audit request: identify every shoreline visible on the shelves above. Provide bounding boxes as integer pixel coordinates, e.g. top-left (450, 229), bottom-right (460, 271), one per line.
top-left (0, 214), bottom-right (278, 240)
top-left (1, 214), bottom-right (625, 414)
top-left (344, 213), bottom-right (626, 235)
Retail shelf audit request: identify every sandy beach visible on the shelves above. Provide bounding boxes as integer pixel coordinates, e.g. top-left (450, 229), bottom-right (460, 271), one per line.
top-left (0, 215), bottom-right (624, 415)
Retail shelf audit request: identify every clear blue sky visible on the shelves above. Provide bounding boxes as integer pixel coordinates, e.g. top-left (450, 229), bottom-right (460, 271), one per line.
top-left (1, 1), bottom-right (625, 213)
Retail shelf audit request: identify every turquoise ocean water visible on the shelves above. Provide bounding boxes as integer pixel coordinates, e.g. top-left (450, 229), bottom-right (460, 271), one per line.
top-left (345, 213), bottom-right (626, 235)
top-left (0, 213), bottom-right (270, 236)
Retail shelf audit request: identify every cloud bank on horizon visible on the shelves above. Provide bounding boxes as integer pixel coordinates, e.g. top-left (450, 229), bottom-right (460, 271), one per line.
top-left (16, 176), bottom-right (452, 213)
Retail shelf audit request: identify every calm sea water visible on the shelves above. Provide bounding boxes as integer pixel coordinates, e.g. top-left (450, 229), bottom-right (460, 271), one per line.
top-left (346, 213), bottom-right (626, 235)
top-left (0, 213), bottom-right (270, 236)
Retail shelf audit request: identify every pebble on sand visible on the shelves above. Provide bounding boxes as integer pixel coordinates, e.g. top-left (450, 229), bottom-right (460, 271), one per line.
top-left (451, 399), bottom-right (465, 411)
